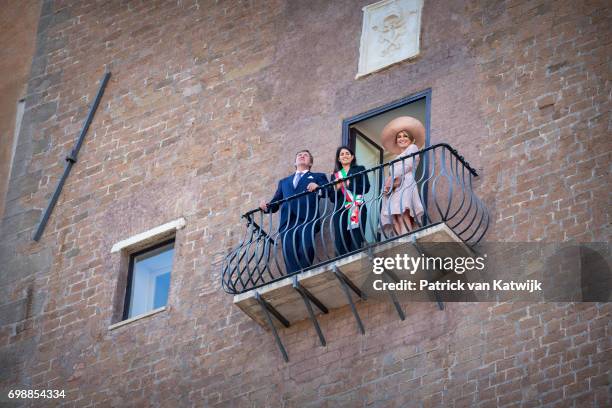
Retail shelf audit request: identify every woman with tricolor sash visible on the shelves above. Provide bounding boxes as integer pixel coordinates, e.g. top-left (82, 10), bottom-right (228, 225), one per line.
top-left (329, 146), bottom-right (371, 256)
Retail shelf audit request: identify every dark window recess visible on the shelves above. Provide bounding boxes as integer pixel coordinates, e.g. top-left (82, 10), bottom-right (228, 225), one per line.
top-left (123, 239), bottom-right (175, 320)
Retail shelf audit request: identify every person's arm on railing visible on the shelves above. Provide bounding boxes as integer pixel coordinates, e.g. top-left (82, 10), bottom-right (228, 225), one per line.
top-left (384, 146), bottom-right (418, 193)
top-left (383, 170), bottom-right (401, 194)
top-left (259, 181), bottom-right (283, 213)
top-left (383, 173), bottom-right (395, 194)
top-left (328, 172), bottom-right (342, 202)
top-left (383, 160), bottom-right (400, 194)
top-left (308, 173), bottom-right (329, 196)
top-left (355, 165), bottom-right (370, 195)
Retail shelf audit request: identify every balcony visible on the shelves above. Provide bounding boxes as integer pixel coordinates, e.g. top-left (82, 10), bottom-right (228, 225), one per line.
top-left (221, 144), bottom-right (489, 360)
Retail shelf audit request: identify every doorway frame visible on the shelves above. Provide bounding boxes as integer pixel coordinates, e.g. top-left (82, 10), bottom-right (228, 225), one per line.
top-left (341, 88), bottom-right (431, 147)
top-left (349, 127), bottom-right (384, 164)
top-left (341, 88), bottom-right (432, 227)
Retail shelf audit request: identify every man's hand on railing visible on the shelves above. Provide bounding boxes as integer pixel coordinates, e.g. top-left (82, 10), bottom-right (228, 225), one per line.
top-left (306, 182), bottom-right (319, 192)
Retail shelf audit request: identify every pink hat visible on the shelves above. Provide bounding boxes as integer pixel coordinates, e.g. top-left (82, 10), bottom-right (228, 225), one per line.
top-left (381, 116), bottom-right (426, 154)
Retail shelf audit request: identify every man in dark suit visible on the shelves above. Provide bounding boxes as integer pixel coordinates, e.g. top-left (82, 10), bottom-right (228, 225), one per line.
top-left (259, 150), bottom-right (329, 274)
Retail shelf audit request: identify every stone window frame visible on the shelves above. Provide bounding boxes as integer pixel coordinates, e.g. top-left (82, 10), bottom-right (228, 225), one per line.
top-left (109, 217), bottom-right (185, 329)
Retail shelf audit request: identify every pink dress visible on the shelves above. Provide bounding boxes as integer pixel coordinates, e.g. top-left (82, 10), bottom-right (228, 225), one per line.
top-left (381, 144), bottom-right (424, 226)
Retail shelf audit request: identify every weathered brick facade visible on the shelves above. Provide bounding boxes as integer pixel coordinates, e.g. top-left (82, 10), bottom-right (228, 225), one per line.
top-left (1, 0), bottom-right (609, 407)
top-left (0, 0), bottom-right (41, 222)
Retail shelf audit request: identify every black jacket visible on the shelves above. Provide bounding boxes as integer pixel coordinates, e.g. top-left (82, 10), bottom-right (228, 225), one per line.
top-left (329, 165), bottom-right (371, 206)
top-left (266, 171), bottom-right (329, 226)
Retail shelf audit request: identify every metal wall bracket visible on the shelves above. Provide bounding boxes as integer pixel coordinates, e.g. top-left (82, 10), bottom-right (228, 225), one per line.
top-left (368, 248), bottom-right (406, 321)
top-left (411, 236), bottom-right (444, 310)
top-left (382, 270), bottom-right (406, 320)
top-left (293, 276), bottom-right (327, 346)
top-left (255, 292), bottom-right (290, 362)
top-left (332, 266), bottom-right (365, 335)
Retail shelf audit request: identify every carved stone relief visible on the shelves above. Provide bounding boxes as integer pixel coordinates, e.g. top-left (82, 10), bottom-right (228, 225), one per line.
top-left (357, 0), bottom-right (424, 78)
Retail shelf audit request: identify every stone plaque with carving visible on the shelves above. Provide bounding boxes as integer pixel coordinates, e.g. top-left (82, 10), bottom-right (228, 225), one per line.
top-left (357, 0), bottom-right (424, 78)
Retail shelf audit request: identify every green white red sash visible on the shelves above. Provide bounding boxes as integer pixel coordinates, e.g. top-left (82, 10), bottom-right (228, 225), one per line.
top-left (336, 168), bottom-right (364, 230)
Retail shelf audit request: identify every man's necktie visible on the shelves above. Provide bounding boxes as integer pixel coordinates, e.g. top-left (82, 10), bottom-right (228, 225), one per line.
top-left (293, 172), bottom-right (304, 188)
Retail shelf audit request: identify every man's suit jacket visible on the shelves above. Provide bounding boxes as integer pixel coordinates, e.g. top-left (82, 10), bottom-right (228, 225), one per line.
top-left (266, 171), bottom-right (329, 227)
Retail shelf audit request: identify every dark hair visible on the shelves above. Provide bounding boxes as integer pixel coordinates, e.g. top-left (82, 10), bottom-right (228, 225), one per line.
top-left (295, 149), bottom-right (314, 168)
top-left (334, 145), bottom-right (357, 172)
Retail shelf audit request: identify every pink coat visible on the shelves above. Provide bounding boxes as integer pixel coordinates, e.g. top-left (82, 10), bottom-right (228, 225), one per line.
top-left (381, 144), bottom-right (424, 225)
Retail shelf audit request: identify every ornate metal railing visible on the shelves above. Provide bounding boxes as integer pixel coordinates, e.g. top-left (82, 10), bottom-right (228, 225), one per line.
top-left (222, 143), bottom-right (489, 295)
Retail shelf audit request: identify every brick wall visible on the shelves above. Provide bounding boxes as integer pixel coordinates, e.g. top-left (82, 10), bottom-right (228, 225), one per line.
top-left (0, 0), bottom-right (609, 407)
top-left (0, 0), bottom-right (41, 219)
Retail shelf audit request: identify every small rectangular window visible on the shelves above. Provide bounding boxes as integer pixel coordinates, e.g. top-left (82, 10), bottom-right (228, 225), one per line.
top-left (123, 239), bottom-right (175, 320)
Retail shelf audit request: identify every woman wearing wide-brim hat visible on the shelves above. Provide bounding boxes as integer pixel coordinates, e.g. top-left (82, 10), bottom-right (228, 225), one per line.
top-left (380, 116), bottom-right (425, 235)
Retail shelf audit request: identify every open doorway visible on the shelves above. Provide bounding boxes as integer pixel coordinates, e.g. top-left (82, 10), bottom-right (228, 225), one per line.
top-left (341, 90), bottom-right (431, 243)
top-left (344, 93), bottom-right (429, 165)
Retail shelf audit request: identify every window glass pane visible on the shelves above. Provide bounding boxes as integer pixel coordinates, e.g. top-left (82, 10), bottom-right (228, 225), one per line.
top-left (128, 242), bottom-right (174, 319)
top-left (153, 272), bottom-right (171, 309)
top-left (355, 134), bottom-right (381, 244)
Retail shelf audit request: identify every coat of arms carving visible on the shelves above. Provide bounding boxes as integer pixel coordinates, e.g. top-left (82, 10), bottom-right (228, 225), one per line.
top-left (357, 0), bottom-right (424, 78)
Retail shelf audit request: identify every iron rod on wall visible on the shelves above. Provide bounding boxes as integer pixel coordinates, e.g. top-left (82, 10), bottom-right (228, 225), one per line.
top-left (32, 71), bottom-right (111, 241)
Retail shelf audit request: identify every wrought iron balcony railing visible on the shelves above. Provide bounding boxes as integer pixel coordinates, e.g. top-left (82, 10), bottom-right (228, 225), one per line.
top-left (222, 143), bottom-right (489, 295)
